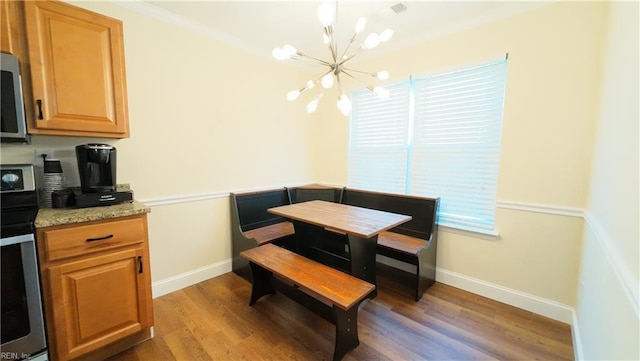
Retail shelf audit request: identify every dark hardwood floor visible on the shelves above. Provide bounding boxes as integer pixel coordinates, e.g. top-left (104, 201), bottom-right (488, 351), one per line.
top-left (107, 264), bottom-right (574, 360)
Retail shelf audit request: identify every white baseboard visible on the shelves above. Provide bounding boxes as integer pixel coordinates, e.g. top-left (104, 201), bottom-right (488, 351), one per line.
top-left (435, 267), bottom-right (575, 324)
top-left (571, 309), bottom-right (583, 361)
top-left (377, 254), bottom-right (574, 324)
top-left (151, 259), bottom-right (232, 298)
top-left (153, 257), bottom-right (575, 325)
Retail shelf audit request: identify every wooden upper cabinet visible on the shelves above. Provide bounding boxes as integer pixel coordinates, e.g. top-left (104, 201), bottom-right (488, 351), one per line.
top-left (1, 0), bottom-right (22, 55)
top-left (24, 0), bottom-right (130, 138)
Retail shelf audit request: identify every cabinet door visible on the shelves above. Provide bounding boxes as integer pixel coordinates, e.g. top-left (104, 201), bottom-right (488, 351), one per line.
top-left (24, 0), bottom-right (129, 138)
top-left (0, 0), bottom-right (21, 54)
top-left (48, 247), bottom-right (152, 360)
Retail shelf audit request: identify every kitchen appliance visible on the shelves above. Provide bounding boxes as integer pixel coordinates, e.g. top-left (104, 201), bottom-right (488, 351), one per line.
top-left (74, 144), bottom-right (132, 208)
top-left (76, 144), bottom-right (117, 193)
top-left (1, 164), bottom-right (48, 361)
top-left (1, 53), bottom-right (29, 143)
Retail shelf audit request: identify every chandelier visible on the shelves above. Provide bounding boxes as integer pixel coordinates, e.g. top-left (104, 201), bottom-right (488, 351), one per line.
top-left (272, 2), bottom-right (396, 116)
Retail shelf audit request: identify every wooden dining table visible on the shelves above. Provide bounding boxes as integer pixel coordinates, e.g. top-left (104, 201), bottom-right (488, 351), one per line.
top-left (268, 200), bottom-right (412, 293)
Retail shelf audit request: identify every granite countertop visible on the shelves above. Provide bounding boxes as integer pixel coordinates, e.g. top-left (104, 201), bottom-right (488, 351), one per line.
top-left (35, 201), bottom-right (151, 228)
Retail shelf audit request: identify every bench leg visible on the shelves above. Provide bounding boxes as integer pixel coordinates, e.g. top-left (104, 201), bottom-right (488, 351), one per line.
top-left (416, 246), bottom-right (437, 301)
top-left (333, 306), bottom-right (360, 361)
top-left (248, 262), bottom-right (276, 306)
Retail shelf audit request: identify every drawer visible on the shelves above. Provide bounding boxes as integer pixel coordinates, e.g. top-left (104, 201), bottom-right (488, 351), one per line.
top-left (42, 217), bottom-right (146, 262)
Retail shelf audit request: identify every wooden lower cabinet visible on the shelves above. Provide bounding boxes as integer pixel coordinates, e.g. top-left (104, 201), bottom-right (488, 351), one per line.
top-left (37, 214), bottom-right (153, 361)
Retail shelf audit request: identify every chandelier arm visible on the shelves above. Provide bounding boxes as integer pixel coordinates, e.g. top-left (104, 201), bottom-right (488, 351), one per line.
top-left (324, 27), bottom-right (338, 62)
top-left (342, 70), bottom-right (374, 89)
top-left (336, 73), bottom-right (344, 94)
top-left (342, 67), bottom-right (377, 77)
top-left (338, 46), bottom-right (365, 66)
top-left (339, 33), bottom-right (359, 61)
top-left (297, 52), bottom-right (332, 66)
top-left (327, 43), bottom-right (338, 63)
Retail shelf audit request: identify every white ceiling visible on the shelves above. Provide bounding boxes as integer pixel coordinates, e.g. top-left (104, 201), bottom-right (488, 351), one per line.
top-left (132, 1), bottom-right (546, 63)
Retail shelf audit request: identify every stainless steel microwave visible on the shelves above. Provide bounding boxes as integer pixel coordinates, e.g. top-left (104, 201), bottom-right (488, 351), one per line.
top-left (1, 53), bottom-right (29, 143)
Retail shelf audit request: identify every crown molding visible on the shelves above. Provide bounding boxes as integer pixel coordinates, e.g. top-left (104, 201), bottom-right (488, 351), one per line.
top-left (111, 0), bottom-right (268, 59)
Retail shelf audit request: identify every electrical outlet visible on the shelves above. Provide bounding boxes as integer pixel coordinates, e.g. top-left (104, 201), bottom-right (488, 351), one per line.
top-left (34, 148), bottom-right (54, 162)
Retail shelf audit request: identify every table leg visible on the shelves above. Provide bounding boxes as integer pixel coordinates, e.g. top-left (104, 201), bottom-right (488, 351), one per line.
top-left (347, 234), bottom-right (378, 297)
top-left (291, 220), bottom-right (378, 297)
top-left (291, 221), bottom-right (324, 257)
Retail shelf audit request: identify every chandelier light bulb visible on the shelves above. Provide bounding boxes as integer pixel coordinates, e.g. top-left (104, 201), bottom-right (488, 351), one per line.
top-left (306, 80), bottom-right (315, 89)
top-left (318, 3), bottom-right (334, 26)
top-left (376, 71), bottom-right (389, 80)
top-left (287, 90), bottom-right (300, 101)
top-left (306, 93), bottom-right (323, 113)
top-left (337, 94), bottom-right (352, 116)
top-left (355, 17), bottom-right (367, 34)
top-left (307, 100), bottom-right (318, 113)
top-left (272, 47), bottom-right (288, 60)
top-left (282, 44), bottom-right (297, 57)
top-left (363, 33), bottom-right (380, 49)
top-left (321, 73), bottom-right (334, 89)
top-left (379, 29), bottom-right (394, 42)
top-left (373, 86), bottom-right (390, 99)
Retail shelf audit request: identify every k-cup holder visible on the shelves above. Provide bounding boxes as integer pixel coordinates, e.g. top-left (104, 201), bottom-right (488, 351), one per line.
top-left (42, 159), bottom-right (65, 208)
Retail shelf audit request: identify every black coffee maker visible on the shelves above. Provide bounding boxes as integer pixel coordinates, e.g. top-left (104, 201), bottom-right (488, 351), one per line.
top-left (69, 143), bottom-right (132, 208)
top-left (76, 144), bottom-right (117, 193)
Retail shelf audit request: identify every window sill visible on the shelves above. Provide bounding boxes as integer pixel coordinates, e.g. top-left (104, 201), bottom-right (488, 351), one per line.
top-left (438, 224), bottom-right (500, 240)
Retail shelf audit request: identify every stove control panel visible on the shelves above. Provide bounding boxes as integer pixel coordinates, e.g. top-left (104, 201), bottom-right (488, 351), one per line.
top-left (1, 164), bottom-right (35, 193)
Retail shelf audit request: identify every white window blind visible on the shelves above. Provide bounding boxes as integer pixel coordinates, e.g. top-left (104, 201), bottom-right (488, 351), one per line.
top-left (411, 60), bottom-right (508, 231)
top-left (348, 59), bottom-right (508, 233)
top-left (348, 81), bottom-right (411, 194)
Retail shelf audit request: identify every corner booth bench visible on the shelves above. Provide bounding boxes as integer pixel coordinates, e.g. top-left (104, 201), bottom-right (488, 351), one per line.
top-left (230, 185), bottom-right (439, 301)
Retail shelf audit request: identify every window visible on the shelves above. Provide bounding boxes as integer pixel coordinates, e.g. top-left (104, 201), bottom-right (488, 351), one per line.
top-left (348, 59), bottom-right (508, 233)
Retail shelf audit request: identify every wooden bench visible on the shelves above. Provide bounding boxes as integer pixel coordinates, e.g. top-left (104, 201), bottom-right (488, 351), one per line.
top-left (241, 244), bottom-right (375, 361)
top-left (230, 188), bottom-right (296, 281)
top-left (341, 188), bottom-right (440, 301)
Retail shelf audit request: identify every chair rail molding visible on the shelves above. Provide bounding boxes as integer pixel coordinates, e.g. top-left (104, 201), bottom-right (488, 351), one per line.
top-left (496, 200), bottom-right (584, 218)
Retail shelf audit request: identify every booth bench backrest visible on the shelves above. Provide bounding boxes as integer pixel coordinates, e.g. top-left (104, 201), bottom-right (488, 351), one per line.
top-left (288, 185), bottom-right (344, 204)
top-left (341, 188), bottom-right (439, 243)
top-left (233, 188), bottom-right (291, 232)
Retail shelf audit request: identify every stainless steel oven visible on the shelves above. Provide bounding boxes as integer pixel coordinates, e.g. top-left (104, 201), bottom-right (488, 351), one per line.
top-left (1, 164), bottom-right (47, 361)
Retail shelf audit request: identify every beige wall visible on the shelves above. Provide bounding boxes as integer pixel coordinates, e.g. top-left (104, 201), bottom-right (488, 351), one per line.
top-left (313, 1), bottom-right (608, 311)
top-left (0, 1), bottom-right (316, 284)
top-left (577, 1), bottom-right (639, 359)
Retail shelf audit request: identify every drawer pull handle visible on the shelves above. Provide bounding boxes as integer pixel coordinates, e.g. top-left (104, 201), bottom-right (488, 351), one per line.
top-left (137, 256), bottom-right (143, 274)
top-left (86, 234), bottom-right (114, 242)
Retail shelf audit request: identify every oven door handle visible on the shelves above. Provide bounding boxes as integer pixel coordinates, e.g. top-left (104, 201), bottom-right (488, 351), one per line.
top-left (86, 234), bottom-right (114, 242)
